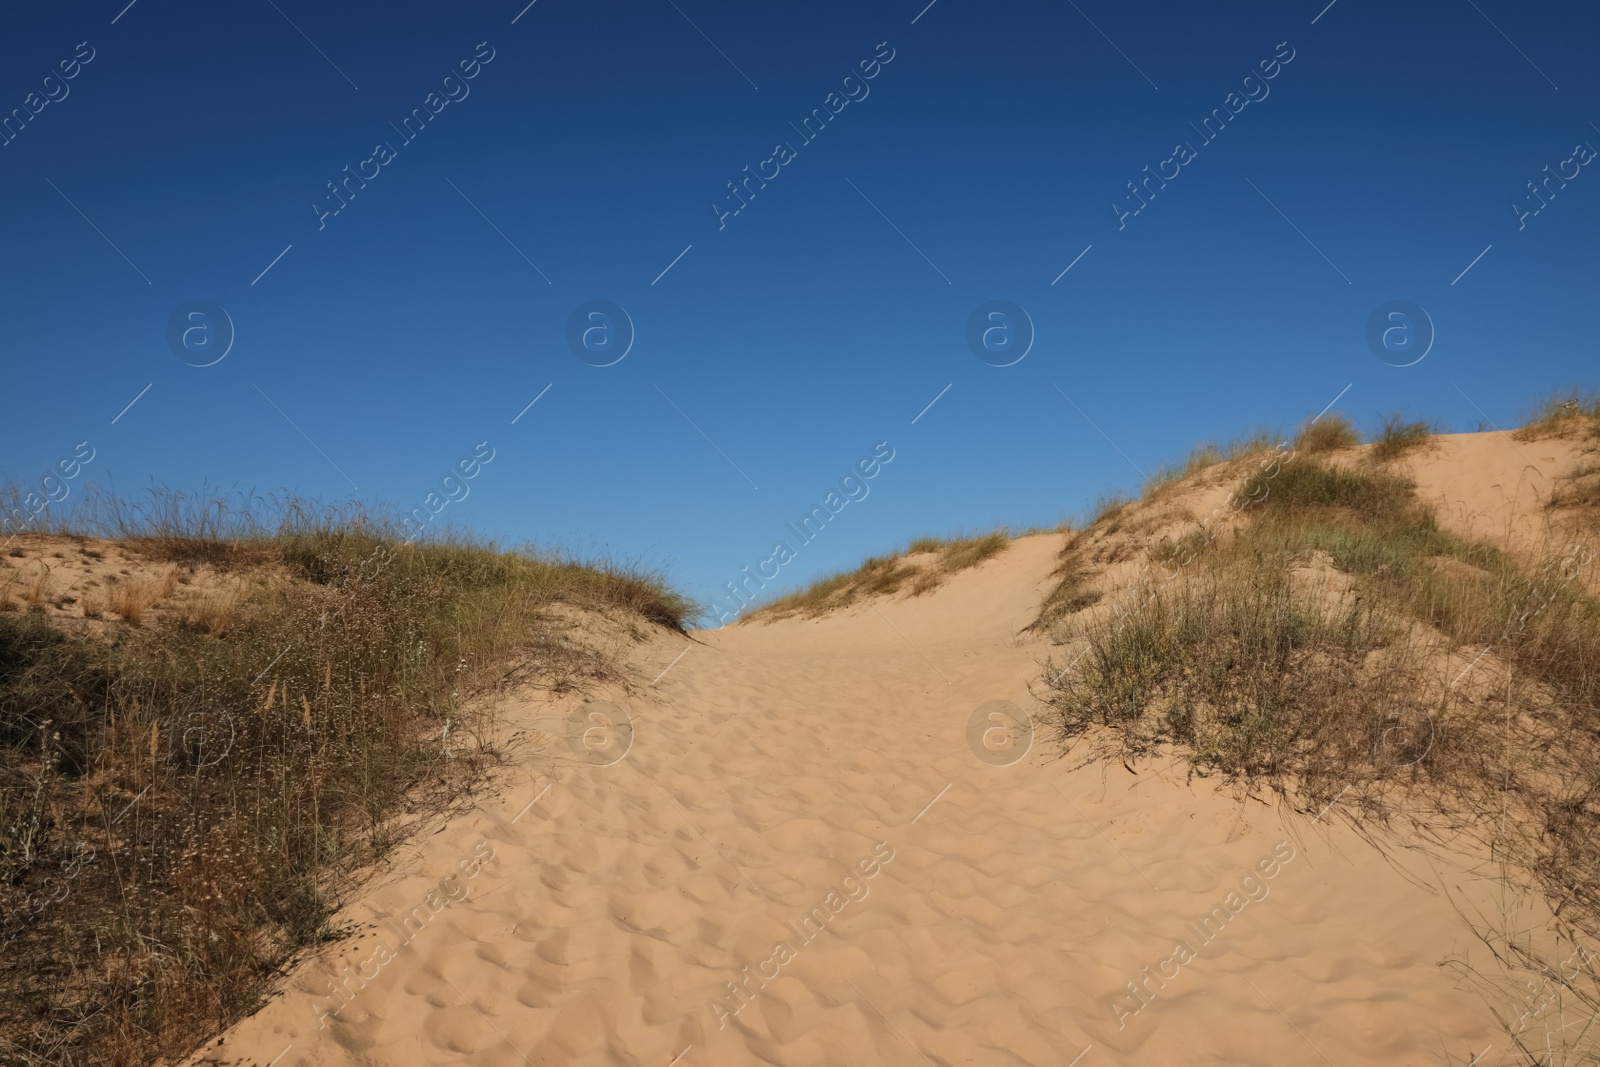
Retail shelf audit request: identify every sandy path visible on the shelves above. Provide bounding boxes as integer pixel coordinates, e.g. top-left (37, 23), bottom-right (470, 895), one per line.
top-left (203, 532), bottom-right (1539, 1067)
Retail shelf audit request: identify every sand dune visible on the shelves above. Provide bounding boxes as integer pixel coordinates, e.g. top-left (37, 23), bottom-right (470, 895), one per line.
top-left (195, 431), bottom-right (1600, 1067)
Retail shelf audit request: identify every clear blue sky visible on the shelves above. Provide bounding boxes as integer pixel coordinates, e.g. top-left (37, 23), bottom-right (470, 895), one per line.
top-left (2, 0), bottom-right (1595, 624)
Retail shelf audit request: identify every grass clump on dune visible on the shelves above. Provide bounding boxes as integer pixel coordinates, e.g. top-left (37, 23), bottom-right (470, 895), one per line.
top-left (1294, 413), bottom-right (1360, 454)
top-left (751, 530), bottom-right (1010, 621)
top-left (1369, 412), bottom-right (1435, 462)
top-left (0, 488), bottom-right (688, 1067)
top-left (1238, 457), bottom-right (1415, 519)
top-left (1052, 551), bottom-right (1407, 776)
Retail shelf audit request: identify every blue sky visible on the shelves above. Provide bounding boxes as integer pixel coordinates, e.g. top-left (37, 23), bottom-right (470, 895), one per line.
top-left (1, 0), bottom-right (1595, 623)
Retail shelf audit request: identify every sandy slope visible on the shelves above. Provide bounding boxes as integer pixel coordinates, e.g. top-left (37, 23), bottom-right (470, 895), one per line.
top-left (192, 479), bottom-right (1591, 1067)
top-left (1402, 429), bottom-right (1593, 558)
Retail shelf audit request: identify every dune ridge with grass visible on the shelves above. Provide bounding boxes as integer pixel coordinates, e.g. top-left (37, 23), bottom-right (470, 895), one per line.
top-left (0, 490), bottom-right (689, 1066)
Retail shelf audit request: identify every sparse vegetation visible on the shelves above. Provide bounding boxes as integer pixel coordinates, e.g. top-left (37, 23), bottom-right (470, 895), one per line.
top-left (1294, 413), bottom-right (1360, 454)
top-left (1141, 431), bottom-right (1281, 500)
top-left (1052, 548), bottom-right (1408, 775)
top-left (1369, 412), bottom-right (1434, 462)
top-left (1086, 493), bottom-right (1135, 530)
top-left (1046, 455), bottom-right (1600, 947)
top-left (1552, 460), bottom-right (1600, 510)
top-left (0, 492), bottom-right (689, 1067)
top-left (1516, 389), bottom-right (1600, 441)
top-left (1035, 547), bottom-right (1104, 627)
top-left (751, 531), bottom-right (1011, 621)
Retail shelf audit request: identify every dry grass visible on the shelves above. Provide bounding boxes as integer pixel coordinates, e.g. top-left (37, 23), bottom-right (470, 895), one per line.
top-left (1050, 549), bottom-right (1409, 774)
top-left (1045, 456), bottom-right (1600, 953)
top-left (1294, 413), bottom-right (1360, 454)
top-left (1551, 460), bottom-right (1600, 511)
top-left (1035, 545), bottom-right (1104, 628)
top-left (21, 565), bottom-right (49, 607)
top-left (1141, 431), bottom-right (1281, 500)
top-left (106, 576), bottom-right (157, 625)
top-left (0, 507), bottom-right (690, 1067)
top-left (1369, 412), bottom-right (1434, 462)
top-left (1086, 493), bottom-right (1135, 530)
top-left (1515, 390), bottom-right (1600, 441)
top-left (180, 581), bottom-right (244, 634)
top-left (751, 531), bottom-right (1011, 621)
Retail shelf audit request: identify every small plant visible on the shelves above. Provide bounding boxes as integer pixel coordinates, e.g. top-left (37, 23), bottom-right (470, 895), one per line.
top-left (1370, 412), bottom-right (1433, 462)
top-left (107, 579), bottom-right (152, 624)
top-left (1294, 413), bottom-right (1359, 454)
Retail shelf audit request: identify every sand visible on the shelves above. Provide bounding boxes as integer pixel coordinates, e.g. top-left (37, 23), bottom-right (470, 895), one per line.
top-left (0, 533), bottom-right (268, 627)
top-left (1403, 429), bottom-right (1593, 559)
top-left (191, 432), bottom-right (1600, 1067)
